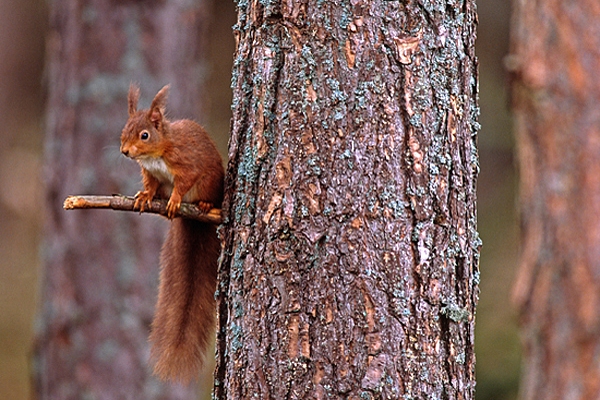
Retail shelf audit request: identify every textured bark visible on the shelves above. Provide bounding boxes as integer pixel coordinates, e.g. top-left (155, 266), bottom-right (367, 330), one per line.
top-left (36, 0), bottom-right (210, 398)
top-left (510, 0), bottom-right (600, 399)
top-left (217, 1), bottom-right (480, 398)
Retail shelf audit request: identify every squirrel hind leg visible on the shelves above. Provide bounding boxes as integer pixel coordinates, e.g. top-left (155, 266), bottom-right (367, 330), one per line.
top-left (197, 201), bottom-right (213, 213)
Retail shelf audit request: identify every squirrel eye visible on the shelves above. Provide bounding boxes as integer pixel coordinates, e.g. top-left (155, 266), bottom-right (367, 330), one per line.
top-left (140, 131), bottom-right (149, 140)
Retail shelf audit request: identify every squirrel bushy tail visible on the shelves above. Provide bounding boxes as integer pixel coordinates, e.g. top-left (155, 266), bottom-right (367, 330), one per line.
top-left (149, 218), bottom-right (219, 382)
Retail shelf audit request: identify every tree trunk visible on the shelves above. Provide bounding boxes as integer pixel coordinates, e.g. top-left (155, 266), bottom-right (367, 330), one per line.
top-left (216, 1), bottom-right (480, 398)
top-left (510, 0), bottom-right (600, 399)
top-left (36, 0), bottom-right (210, 398)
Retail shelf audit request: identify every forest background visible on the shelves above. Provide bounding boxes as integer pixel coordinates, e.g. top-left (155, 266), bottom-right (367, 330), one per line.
top-left (0, 0), bottom-right (515, 399)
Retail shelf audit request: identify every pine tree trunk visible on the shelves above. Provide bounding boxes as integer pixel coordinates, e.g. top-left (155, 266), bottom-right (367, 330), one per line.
top-left (510, 0), bottom-right (600, 398)
top-left (216, 1), bottom-right (480, 398)
top-left (36, 0), bottom-right (210, 398)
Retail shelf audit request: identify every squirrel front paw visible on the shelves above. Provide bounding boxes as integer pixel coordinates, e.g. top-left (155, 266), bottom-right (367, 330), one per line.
top-left (166, 194), bottom-right (182, 219)
top-left (134, 190), bottom-right (154, 212)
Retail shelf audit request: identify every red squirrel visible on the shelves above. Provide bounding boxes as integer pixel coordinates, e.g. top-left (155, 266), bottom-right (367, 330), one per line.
top-left (120, 84), bottom-right (224, 382)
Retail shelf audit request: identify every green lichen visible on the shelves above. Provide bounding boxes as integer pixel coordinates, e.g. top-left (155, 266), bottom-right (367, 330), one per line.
top-left (229, 322), bottom-right (243, 352)
top-left (440, 304), bottom-right (470, 323)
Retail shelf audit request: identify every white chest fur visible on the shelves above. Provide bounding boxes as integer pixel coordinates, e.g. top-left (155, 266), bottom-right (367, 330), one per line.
top-left (138, 157), bottom-right (174, 184)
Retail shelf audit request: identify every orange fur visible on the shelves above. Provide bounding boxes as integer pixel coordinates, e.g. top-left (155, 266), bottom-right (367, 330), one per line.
top-left (120, 84), bottom-right (224, 382)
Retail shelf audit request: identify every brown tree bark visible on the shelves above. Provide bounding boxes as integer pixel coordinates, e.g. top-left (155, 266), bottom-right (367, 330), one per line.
top-left (36, 0), bottom-right (211, 398)
top-left (216, 1), bottom-right (480, 398)
top-left (510, 0), bottom-right (600, 399)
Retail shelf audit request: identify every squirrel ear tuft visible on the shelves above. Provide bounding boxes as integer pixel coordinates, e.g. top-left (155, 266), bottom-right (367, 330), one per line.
top-left (149, 85), bottom-right (169, 128)
top-left (128, 83), bottom-right (140, 116)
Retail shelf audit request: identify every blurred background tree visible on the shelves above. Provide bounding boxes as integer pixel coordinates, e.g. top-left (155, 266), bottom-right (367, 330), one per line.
top-left (0, 0), bottom-right (518, 399)
top-left (34, 0), bottom-right (221, 398)
top-left (510, 0), bottom-right (600, 398)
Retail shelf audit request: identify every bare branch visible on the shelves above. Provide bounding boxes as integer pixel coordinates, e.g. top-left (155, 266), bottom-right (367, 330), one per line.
top-left (63, 195), bottom-right (222, 224)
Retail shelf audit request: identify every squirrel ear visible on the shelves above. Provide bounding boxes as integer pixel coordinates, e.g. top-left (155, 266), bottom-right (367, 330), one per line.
top-left (128, 84), bottom-right (140, 116)
top-left (149, 85), bottom-right (169, 127)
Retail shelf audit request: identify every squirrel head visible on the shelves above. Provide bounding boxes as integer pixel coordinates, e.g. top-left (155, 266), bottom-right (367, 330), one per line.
top-left (120, 84), bottom-right (170, 159)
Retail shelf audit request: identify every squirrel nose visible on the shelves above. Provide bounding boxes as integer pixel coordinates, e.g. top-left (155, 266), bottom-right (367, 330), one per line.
top-left (121, 146), bottom-right (129, 157)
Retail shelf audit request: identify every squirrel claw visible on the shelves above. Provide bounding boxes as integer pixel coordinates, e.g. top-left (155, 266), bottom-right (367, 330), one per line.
top-left (134, 191), bottom-right (153, 212)
top-left (197, 201), bottom-right (213, 214)
top-left (166, 198), bottom-right (181, 219)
